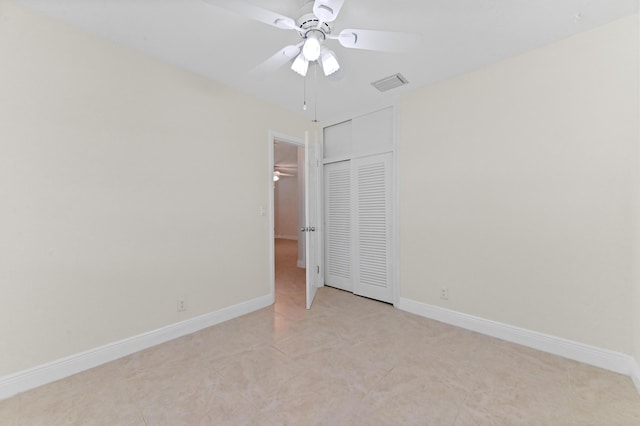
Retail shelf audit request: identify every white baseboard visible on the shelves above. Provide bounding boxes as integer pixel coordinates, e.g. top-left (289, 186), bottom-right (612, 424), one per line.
top-left (631, 357), bottom-right (640, 394)
top-left (0, 294), bottom-right (273, 401)
top-left (398, 298), bottom-right (639, 384)
top-left (297, 259), bottom-right (305, 268)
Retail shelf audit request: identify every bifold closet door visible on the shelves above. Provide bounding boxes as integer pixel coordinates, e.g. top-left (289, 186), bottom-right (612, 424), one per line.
top-left (352, 153), bottom-right (392, 303)
top-left (324, 161), bottom-right (352, 292)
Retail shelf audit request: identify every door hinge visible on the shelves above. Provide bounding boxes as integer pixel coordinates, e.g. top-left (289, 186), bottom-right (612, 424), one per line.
top-left (317, 265), bottom-right (320, 274)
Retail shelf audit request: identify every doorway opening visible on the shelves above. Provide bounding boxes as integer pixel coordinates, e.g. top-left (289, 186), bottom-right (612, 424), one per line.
top-left (270, 135), bottom-right (306, 308)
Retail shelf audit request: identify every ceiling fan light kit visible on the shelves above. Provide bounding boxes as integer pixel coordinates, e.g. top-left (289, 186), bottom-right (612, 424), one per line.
top-left (319, 49), bottom-right (340, 76)
top-left (301, 30), bottom-right (324, 61)
top-left (291, 53), bottom-right (309, 76)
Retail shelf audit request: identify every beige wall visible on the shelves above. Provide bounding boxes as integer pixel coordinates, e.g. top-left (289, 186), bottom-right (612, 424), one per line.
top-left (0, 1), bottom-right (308, 376)
top-left (400, 15), bottom-right (639, 354)
top-left (275, 176), bottom-right (300, 240)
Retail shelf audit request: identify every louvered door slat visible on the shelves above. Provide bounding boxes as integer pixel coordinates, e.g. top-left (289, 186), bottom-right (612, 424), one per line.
top-left (324, 161), bottom-right (352, 291)
top-left (353, 153), bottom-right (392, 302)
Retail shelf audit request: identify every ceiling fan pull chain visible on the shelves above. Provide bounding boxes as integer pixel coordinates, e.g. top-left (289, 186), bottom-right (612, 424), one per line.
top-left (303, 71), bottom-right (307, 111)
top-left (313, 65), bottom-right (319, 123)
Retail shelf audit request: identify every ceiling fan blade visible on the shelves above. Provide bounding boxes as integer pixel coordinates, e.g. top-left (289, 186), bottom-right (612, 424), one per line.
top-left (313, 0), bottom-right (344, 23)
top-left (202, 0), bottom-right (298, 31)
top-left (250, 44), bottom-right (301, 75)
top-left (334, 28), bottom-right (421, 53)
top-left (249, 43), bottom-right (302, 77)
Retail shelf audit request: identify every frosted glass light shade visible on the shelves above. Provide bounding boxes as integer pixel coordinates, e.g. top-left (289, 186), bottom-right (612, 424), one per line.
top-left (320, 50), bottom-right (340, 76)
top-left (291, 53), bottom-right (309, 76)
top-left (302, 35), bottom-right (321, 61)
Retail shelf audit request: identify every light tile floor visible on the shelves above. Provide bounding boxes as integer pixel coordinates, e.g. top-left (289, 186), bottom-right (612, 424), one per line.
top-left (2, 239), bottom-right (640, 425)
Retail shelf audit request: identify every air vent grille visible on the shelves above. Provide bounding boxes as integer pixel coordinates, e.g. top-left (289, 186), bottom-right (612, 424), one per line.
top-left (371, 73), bottom-right (409, 93)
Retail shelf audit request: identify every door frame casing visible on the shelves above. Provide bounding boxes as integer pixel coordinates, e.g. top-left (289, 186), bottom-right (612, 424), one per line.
top-left (268, 131), bottom-right (305, 303)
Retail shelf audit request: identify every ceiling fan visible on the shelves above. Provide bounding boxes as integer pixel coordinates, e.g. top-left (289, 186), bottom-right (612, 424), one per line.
top-left (202, 0), bottom-right (419, 77)
top-left (273, 170), bottom-right (296, 181)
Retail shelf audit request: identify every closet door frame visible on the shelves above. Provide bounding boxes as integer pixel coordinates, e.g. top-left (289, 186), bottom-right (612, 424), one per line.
top-left (321, 102), bottom-right (400, 306)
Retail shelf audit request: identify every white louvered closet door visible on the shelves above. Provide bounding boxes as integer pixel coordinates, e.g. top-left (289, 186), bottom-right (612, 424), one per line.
top-left (324, 161), bottom-right (352, 292)
top-left (352, 153), bottom-right (393, 303)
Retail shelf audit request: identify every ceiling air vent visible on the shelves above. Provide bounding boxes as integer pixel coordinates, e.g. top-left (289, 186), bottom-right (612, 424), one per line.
top-left (371, 73), bottom-right (409, 93)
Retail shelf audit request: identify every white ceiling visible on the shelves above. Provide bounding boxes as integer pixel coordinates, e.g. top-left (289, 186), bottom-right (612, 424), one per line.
top-left (16, 0), bottom-right (638, 123)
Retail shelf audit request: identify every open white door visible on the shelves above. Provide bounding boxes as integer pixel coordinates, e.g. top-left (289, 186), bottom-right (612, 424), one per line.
top-left (304, 130), bottom-right (321, 309)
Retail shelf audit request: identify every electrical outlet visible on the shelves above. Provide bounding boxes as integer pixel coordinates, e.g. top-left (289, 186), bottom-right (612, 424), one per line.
top-left (440, 288), bottom-right (449, 300)
top-left (177, 298), bottom-right (187, 312)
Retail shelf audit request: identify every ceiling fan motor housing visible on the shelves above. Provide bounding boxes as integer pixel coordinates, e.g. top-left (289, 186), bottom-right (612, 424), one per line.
top-left (296, 3), bottom-right (332, 62)
top-left (296, 0), bottom-right (333, 37)
top-left (297, 13), bottom-right (332, 36)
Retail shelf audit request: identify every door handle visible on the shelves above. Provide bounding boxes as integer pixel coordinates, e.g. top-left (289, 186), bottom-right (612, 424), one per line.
top-left (310, 227), bottom-right (316, 232)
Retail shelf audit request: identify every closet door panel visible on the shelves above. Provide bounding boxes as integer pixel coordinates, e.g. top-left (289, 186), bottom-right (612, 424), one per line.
top-left (352, 107), bottom-right (393, 155)
top-left (352, 153), bottom-right (392, 303)
top-left (323, 120), bottom-right (352, 160)
top-left (324, 161), bottom-right (352, 291)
